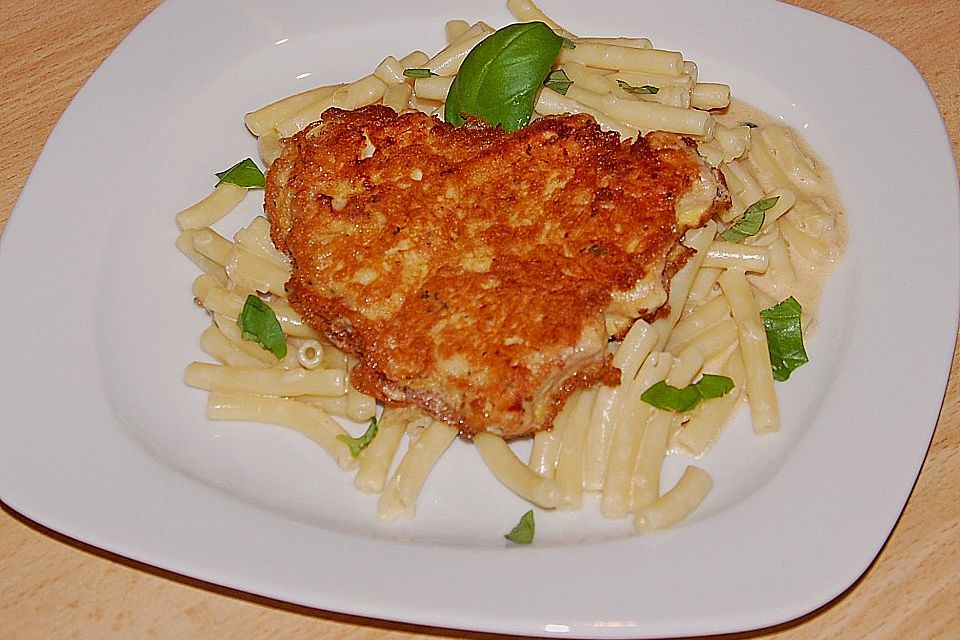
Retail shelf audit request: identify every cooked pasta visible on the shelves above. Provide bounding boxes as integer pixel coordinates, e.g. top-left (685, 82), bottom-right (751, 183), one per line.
top-left (177, 0), bottom-right (846, 535)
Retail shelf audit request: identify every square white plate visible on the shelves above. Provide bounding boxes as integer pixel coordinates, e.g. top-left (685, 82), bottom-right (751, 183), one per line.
top-left (1, 1), bottom-right (957, 637)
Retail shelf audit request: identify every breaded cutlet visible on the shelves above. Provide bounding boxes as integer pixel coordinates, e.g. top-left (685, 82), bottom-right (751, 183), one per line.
top-left (266, 105), bottom-right (728, 438)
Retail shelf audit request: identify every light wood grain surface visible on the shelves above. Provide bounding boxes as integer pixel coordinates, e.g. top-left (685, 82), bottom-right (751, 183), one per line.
top-left (1, 1), bottom-right (957, 638)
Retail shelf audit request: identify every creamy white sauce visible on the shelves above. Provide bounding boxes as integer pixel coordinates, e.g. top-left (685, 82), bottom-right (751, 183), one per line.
top-left (667, 99), bottom-right (849, 457)
top-left (716, 98), bottom-right (848, 321)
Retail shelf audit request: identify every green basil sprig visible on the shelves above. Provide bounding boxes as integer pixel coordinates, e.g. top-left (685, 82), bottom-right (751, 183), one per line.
top-left (444, 22), bottom-right (564, 131)
top-left (216, 158), bottom-right (265, 188)
top-left (504, 509), bottom-right (535, 544)
top-left (720, 196), bottom-right (780, 242)
top-left (641, 374), bottom-right (735, 413)
top-left (337, 416), bottom-right (379, 458)
top-left (237, 295), bottom-right (286, 359)
top-left (761, 296), bottom-right (808, 381)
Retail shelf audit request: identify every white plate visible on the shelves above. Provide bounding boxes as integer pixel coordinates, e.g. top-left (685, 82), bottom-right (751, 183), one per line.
top-left (1, 0), bottom-right (957, 637)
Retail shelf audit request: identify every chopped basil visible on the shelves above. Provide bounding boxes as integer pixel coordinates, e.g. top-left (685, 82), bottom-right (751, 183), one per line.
top-left (216, 158), bottom-right (265, 188)
top-left (504, 510), bottom-right (535, 544)
top-left (761, 296), bottom-right (808, 381)
top-left (403, 68), bottom-right (436, 79)
top-left (237, 295), bottom-right (287, 359)
top-left (720, 196), bottom-right (780, 242)
top-left (337, 416), bottom-right (379, 458)
top-left (617, 80), bottom-right (659, 95)
top-left (641, 374), bottom-right (735, 413)
top-left (543, 69), bottom-right (573, 95)
top-left (643, 381), bottom-right (701, 413)
top-left (444, 22), bottom-right (564, 131)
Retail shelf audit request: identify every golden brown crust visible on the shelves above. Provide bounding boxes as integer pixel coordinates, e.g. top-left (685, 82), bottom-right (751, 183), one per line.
top-left (266, 105), bottom-right (722, 438)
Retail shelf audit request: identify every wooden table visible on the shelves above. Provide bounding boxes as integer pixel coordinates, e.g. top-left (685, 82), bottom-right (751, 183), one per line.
top-left (2, 1), bottom-right (957, 638)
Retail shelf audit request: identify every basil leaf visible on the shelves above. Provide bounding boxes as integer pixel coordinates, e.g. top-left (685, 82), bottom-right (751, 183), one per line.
top-left (673, 384), bottom-right (704, 412)
top-left (543, 69), bottom-right (573, 95)
top-left (617, 80), bottom-right (659, 95)
top-left (760, 296), bottom-right (808, 381)
top-left (641, 374), bottom-right (735, 413)
top-left (720, 196), bottom-right (780, 242)
top-left (237, 295), bottom-right (287, 359)
top-left (403, 68), bottom-right (436, 79)
top-left (337, 416), bottom-right (379, 458)
top-left (504, 510), bottom-right (535, 544)
top-left (641, 381), bottom-right (697, 412)
top-left (444, 22), bottom-right (564, 131)
top-left (216, 158), bottom-right (265, 188)
top-left (695, 374), bottom-right (736, 400)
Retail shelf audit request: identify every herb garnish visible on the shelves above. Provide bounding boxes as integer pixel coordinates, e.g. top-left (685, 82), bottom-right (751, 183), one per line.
top-left (444, 22), bottom-right (564, 131)
top-left (760, 296), bottom-right (808, 381)
top-left (403, 68), bottom-right (436, 79)
top-left (504, 510), bottom-right (535, 544)
top-left (216, 158), bottom-right (265, 188)
top-left (641, 374), bottom-right (735, 412)
top-left (720, 196), bottom-right (780, 242)
top-left (544, 69), bottom-right (573, 95)
top-left (617, 80), bottom-right (659, 95)
top-left (237, 295), bottom-right (287, 359)
top-left (337, 416), bottom-right (379, 458)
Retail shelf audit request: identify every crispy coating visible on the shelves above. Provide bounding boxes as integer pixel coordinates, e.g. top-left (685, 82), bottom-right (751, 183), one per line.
top-left (266, 105), bottom-right (726, 438)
